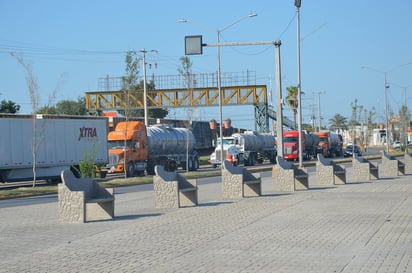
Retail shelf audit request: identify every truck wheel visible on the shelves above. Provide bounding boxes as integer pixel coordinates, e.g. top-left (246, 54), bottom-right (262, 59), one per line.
top-left (189, 157), bottom-right (199, 171)
top-left (126, 162), bottom-right (135, 177)
top-left (165, 160), bottom-right (177, 172)
top-left (188, 160), bottom-right (194, 171)
top-left (147, 161), bottom-right (155, 175)
top-left (181, 162), bottom-right (187, 170)
top-left (98, 170), bottom-right (107, 178)
top-left (193, 158), bottom-right (199, 170)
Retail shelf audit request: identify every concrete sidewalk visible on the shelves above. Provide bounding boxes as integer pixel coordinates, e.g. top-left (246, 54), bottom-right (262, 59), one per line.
top-left (0, 171), bottom-right (411, 273)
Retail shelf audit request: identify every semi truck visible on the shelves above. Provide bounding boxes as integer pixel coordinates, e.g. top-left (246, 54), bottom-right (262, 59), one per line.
top-left (316, 130), bottom-right (343, 157)
top-left (209, 131), bottom-right (277, 167)
top-left (282, 130), bottom-right (320, 161)
top-left (0, 114), bottom-right (108, 182)
top-left (105, 121), bottom-right (199, 176)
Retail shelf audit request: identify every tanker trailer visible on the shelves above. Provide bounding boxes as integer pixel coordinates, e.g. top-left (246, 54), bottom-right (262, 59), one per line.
top-left (283, 130), bottom-right (319, 161)
top-left (106, 122), bottom-right (198, 176)
top-left (232, 131), bottom-right (277, 166)
top-left (146, 124), bottom-right (198, 174)
top-left (209, 131), bottom-right (277, 167)
top-left (303, 133), bottom-right (321, 160)
top-left (316, 130), bottom-right (343, 157)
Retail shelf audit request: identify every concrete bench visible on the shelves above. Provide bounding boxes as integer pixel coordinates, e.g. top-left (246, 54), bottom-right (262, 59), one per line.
top-left (154, 165), bottom-right (198, 209)
top-left (316, 153), bottom-right (346, 185)
top-left (404, 152), bottom-right (412, 175)
top-left (222, 159), bottom-right (262, 199)
top-left (352, 155), bottom-right (379, 181)
top-left (380, 151), bottom-right (405, 177)
top-left (58, 170), bottom-right (115, 223)
top-left (273, 156), bottom-right (308, 192)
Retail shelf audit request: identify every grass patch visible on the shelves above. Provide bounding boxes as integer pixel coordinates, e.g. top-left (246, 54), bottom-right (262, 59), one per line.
top-left (0, 169), bottom-right (222, 200)
top-left (0, 186), bottom-right (58, 200)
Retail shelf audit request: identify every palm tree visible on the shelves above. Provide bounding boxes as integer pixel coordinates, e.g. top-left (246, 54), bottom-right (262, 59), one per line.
top-left (329, 113), bottom-right (348, 132)
top-left (285, 86), bottom-right (299, 128)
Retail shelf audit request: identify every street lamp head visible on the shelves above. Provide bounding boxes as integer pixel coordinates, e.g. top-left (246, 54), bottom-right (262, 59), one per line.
top-left (177, 19), bottom-right (188, 23)
top-left (295, 0), bottom-right (302, 8)
top-left (248, 13), bottom-right (257, 18)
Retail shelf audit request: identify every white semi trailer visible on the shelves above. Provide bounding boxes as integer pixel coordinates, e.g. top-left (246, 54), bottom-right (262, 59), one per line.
top-left (0, 114), bottom-right (108, 182)
top-left (209, 131), bottom-right (277, 167)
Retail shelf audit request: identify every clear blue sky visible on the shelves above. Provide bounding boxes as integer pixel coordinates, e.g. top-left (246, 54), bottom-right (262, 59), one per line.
top-left (1, 0), bottom-right (411, 131)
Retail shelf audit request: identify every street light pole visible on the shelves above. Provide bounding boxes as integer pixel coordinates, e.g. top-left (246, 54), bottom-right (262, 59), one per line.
top-left (142, 49), bottom-right (148, 126)
top-left (384, 72), bottom-right (390, 152)
top-left (179, 14), bottom-right (257, 167)
top-left (141, 49), bottom-right (158, 127)
top-left (295, 0), bottom-right (303, 167)
top-left (216, 30), bottom-right (224, 166)
top-left (362, 62), bottom-right (412, 152)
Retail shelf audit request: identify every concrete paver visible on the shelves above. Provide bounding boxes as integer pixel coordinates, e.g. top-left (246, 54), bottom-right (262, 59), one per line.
top-left (0, 170), bottom-right (411, 272)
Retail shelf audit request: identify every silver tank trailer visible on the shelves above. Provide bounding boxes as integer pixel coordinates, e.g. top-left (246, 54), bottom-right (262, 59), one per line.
top-left (233, 131), bottom-right (275, 152)
top-left (304, 133), bottom-right (320, 148)
top-left (147, 125), bottom-right (196, 156)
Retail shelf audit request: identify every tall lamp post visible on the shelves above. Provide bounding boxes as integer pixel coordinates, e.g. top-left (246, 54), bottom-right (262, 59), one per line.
top-left (179, 13), bottom-right (257, 167)
top-left (362, 62), bottom-right (412, 152)
top-left (391, 83), bottom-right (410, 149)
top-left (141, 49), bottom-right (158, 126)
top-left (295, 0), bottom-right (303, 167)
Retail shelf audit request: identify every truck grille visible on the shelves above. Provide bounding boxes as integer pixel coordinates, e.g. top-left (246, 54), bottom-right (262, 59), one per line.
top-left (108, 154), bottom-right (119, 166)
top-left (285, 147), bottom-right (293, 154)
top-left (215, 150), bottom-right (227, 161)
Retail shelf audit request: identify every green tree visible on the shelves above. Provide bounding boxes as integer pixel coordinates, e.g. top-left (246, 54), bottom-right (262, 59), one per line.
top-left (399, 105), bottom-right (411, 149)
top-left (0, 99), bottom-right (20, 113)
top-left (285, 86), bottom-right (301, 128)
top-left (38, 97), bottom-right (87, 115)
top-left (56, 97), bottom-right (87, 115)
top-left (177, 56), bottom-right (194, 172)
top-left (37, 105), bottom-right (57, 114)
top-left (329, 113), bottom-right (348, 131)
top-left (120, 51), bottom-right (167, 119)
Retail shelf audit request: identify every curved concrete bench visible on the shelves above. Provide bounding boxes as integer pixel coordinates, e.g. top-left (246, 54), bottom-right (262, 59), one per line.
top-left (380, 151), bottom-right (405, 177)
top-left (352, 155), bottom-right (379, 181)
top-left (154, 165), bottom-right (198, 209)
top-left (222, 159), bottom-right (261, 199)
top-left (316, 153), bottom-right (346, 185)
top-left (273, 156), bottom-right (308, 192)
top-left (58, 170), bottom-right (115, 223)
top-left (404, 152), bottom-right (412, 175)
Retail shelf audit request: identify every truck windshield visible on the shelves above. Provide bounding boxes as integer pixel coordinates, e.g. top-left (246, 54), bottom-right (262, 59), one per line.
top-left (283, 137), bottom-right (298, 143)
top-left (108, 140), bottom-right (131, 149)
top-left (217, 138), bottom-right (235, 145)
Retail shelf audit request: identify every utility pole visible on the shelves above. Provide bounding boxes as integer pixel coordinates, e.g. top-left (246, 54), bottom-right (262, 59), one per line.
top-left (295, 0), bottom-right (303, 167)
top-left (275, 41), bottom-right (283, 158)
top-left (310, 104), bottom-right (316, 132)
top-left (313, 91), bottom-right (325, 132)
top-left (140, 49), bottom-right (158, 126)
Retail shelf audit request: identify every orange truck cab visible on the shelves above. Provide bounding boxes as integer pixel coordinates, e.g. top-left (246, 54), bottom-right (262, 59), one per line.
top-left (106, 121), bottom-right (148, 176)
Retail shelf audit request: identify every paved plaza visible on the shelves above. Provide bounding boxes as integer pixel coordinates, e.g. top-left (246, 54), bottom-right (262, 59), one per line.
top-left (0, 170), bottom-right (411, 272)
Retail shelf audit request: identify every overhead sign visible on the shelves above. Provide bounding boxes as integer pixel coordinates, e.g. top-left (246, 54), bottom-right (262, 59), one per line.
top-left (184, 35), bottom-right (203, 55)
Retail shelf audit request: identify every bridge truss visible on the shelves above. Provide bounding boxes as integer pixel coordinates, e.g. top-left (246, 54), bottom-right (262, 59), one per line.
top-left (85, 84), bottom-right (294, 132)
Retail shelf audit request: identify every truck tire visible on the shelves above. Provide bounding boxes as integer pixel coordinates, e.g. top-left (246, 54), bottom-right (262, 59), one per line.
top-left (189, 157), bottom-right (199, 171)
top-left (127, 162), bottom-right (135, 177)
top-left (147, 160), bottom-right (155, 175)
top-left (181, 162), bottom-right (187, 170)
top-left (193, 158), bottom-right (199, 170)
